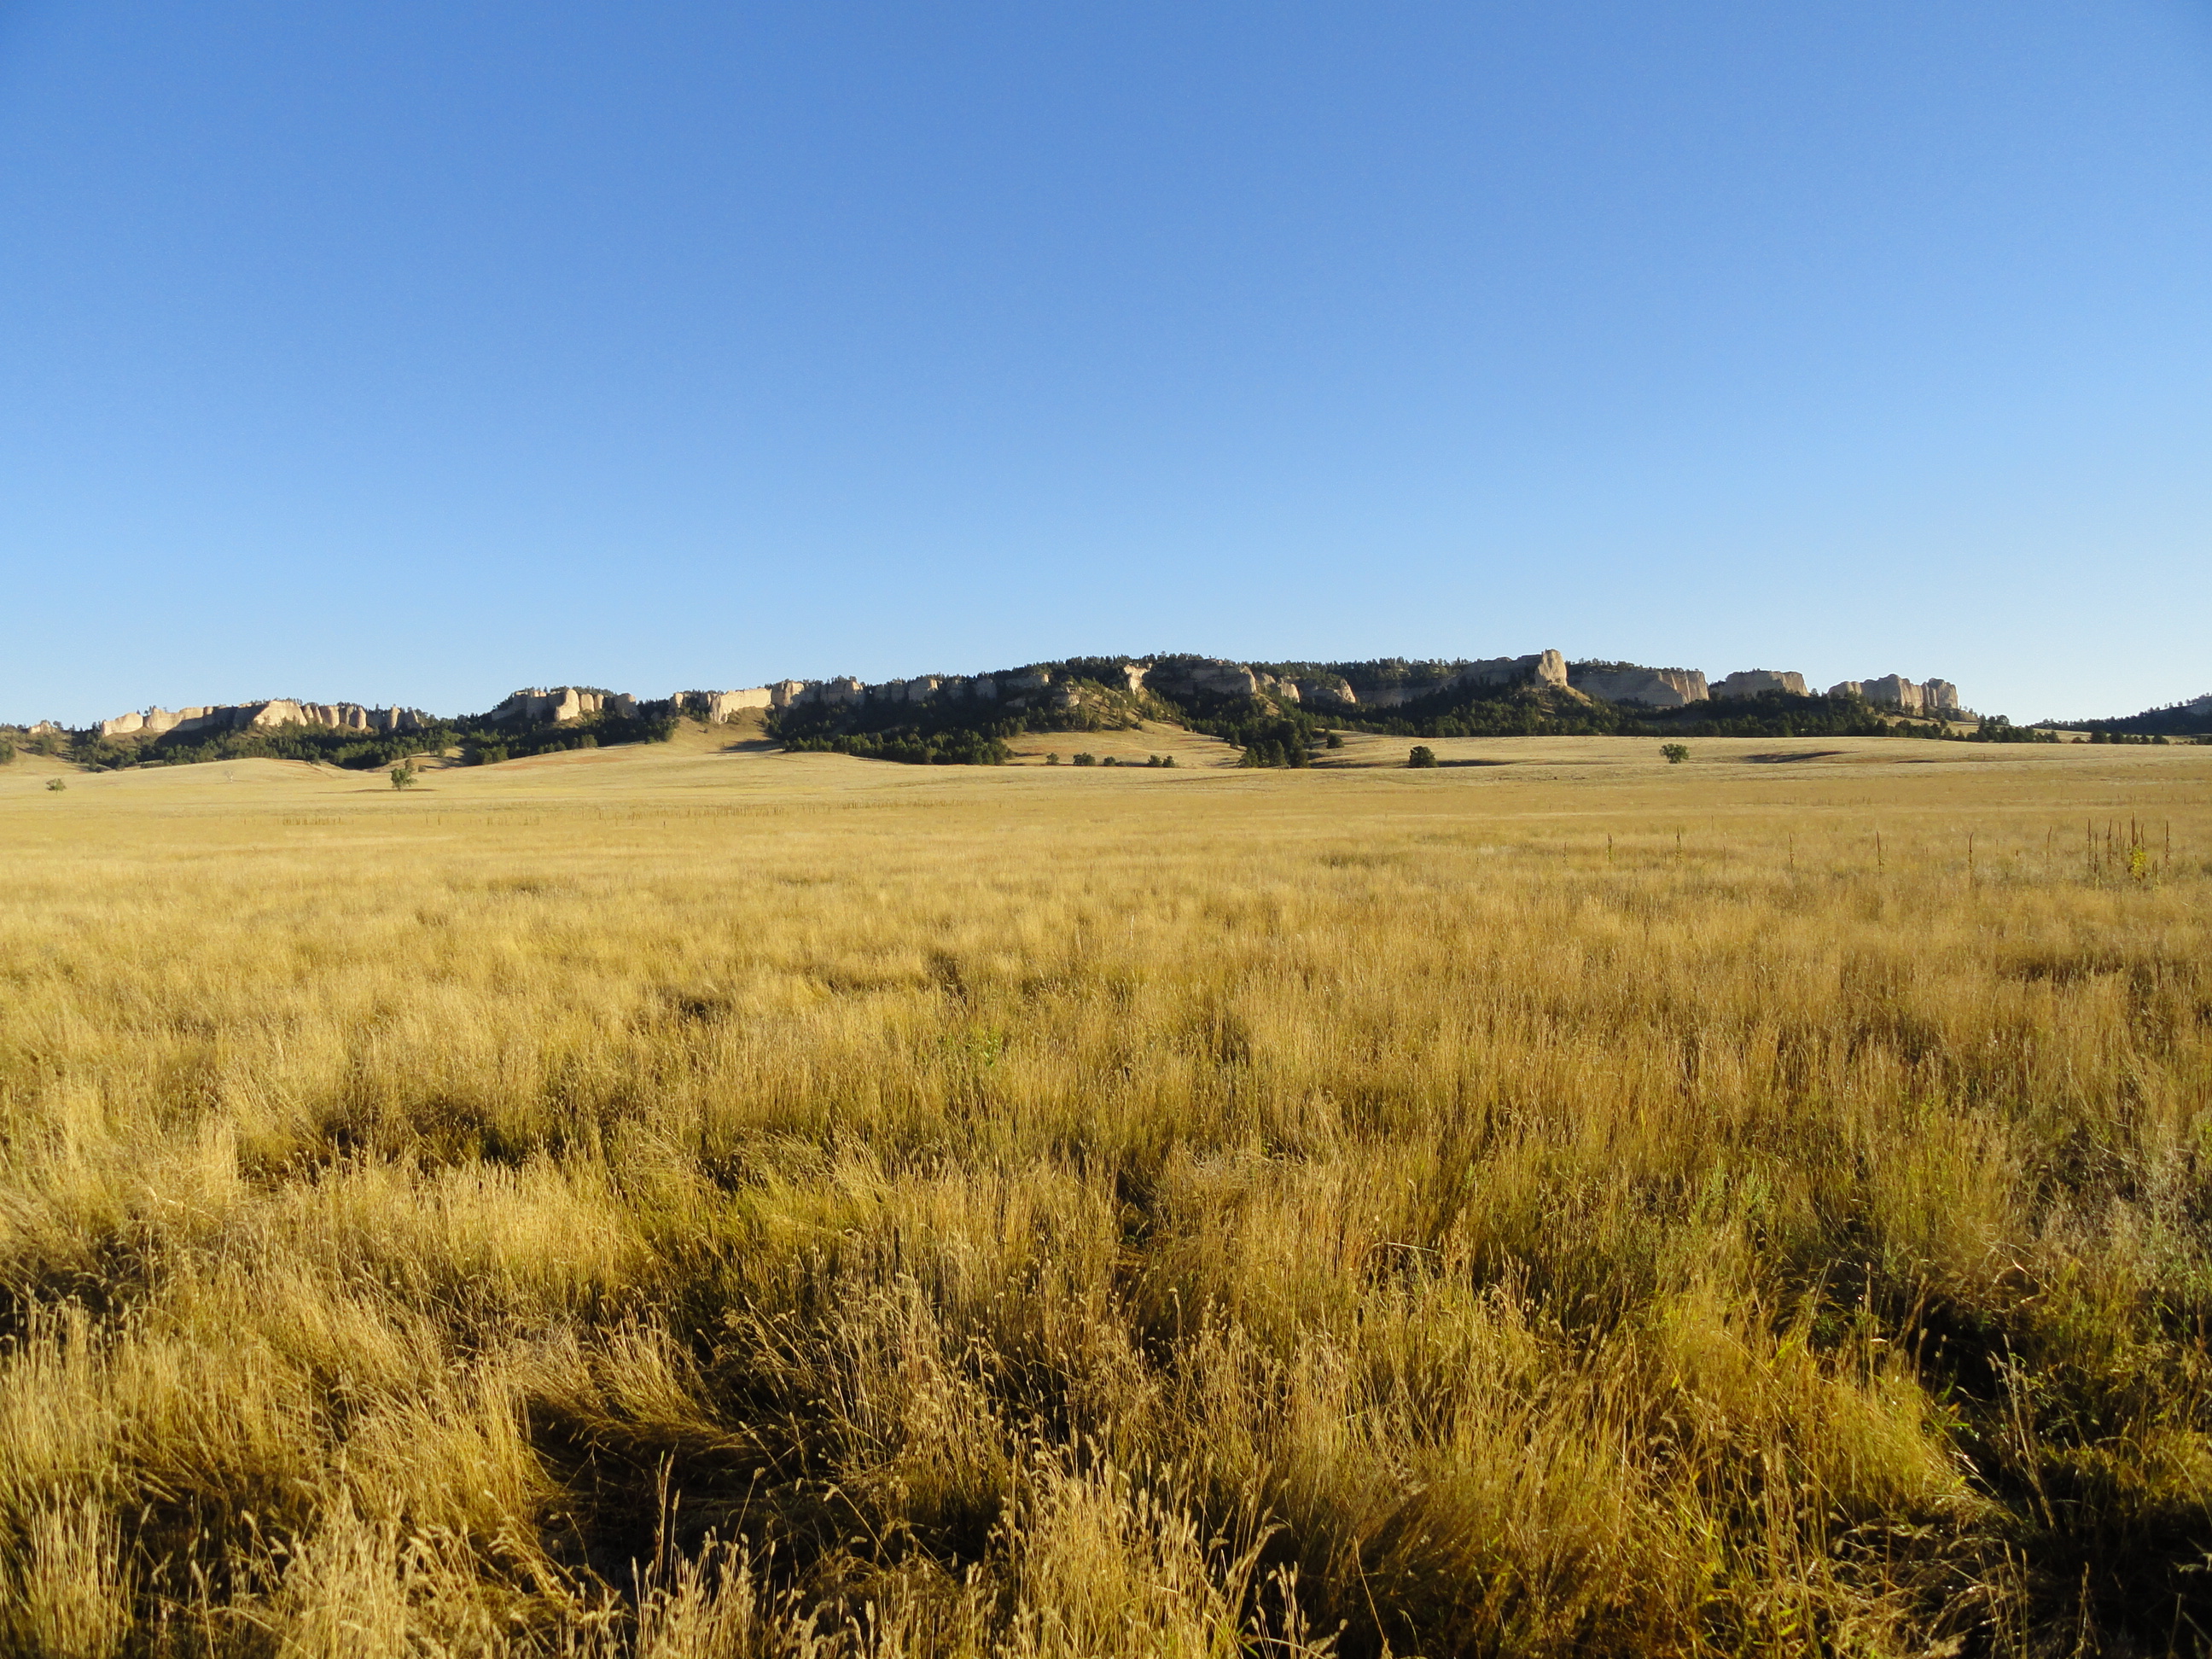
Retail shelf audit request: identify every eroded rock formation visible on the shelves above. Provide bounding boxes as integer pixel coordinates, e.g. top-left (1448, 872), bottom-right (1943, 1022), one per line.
top-left (672, 689), bottom-right (772, 721)
top-left (1827, 676), bottom-right (1959, 713)
top-left (1567, 664), bottom-right (1709, 707)
top-left (79, 650), bottom-right (1968, 742)
top-left (98, 701), bottom-right (436, 740)
top-left (486, 688), bottom-right (637, 725)
top-left (1142, 660), bottom-right (1277, 701)
top-left (1712, 670), bottom-right (1811, 700)
top-left (1337, 651), bottom-right (1569, 709)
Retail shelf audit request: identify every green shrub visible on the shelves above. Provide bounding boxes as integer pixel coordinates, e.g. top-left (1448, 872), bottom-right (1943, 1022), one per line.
top-left (45, 777), bottom-right (67, 792)
top-left (1662, 743), bottom-right (1690, 765)
top-left (1406, 745), bottom-right (1438, 769)
top-left (1073, 753), bottom-right (1097, 767)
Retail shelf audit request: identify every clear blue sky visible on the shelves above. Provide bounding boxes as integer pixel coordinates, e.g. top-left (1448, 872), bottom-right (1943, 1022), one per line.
top-left (3, 2), bottom-right (2207, 725)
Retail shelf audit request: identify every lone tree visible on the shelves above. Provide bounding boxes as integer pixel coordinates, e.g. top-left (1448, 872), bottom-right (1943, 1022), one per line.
top-left (389, 760), bottom-right (419, 791)
top-left (1407, 745), bottom-right (1438, 769)
top-left (1662, 743), bottom-right (1691, 765)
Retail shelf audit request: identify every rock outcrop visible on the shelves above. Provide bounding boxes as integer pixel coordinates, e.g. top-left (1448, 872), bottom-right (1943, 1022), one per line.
top-left (716, 658), bottom-right (1306, 719)
top-left (98, 701), bottom-right (436, 740)
top-left (1827, 676), bottom-right (1959, 713)
top-left (79, 651), bottom-right (1969, 743)
top-left (673, 689), bottom-right (772, 721)
top-left (1712, 670), bottom-right (1810, 700)
top-left (1464, 650), bottom-right (1569, 692)
top-left (668, 651), bottom-right (1582, 725)
top-left (1287, 674), bottom-right (1353, 705)
top-left (1339, 651), bottom-right (1569, 709)
top-left (682, 669), bottom-right (1035, 720)
top-left (1567, 664), bottom-right (1710, 707)
top-left (487, 688), bottom-right (637, 725)
top-left (1141, 660), bottom-right (1280, 701)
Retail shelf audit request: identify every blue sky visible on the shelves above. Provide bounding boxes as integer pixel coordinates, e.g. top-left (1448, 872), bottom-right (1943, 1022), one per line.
top-left (3, 2), bottom-right (2207, 725)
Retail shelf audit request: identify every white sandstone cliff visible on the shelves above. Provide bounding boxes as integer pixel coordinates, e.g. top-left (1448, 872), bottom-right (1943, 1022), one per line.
top-left (1827, 676), bottom-right (1959, 713)
top-left (1338, 651), bottom-right (1569, 709)
top-left (486, 687), bottom-right (638, 725)
top-left (1566, 665), bottom-right (1710, 707)
top-left (1712, 670), bottom-right (1810, 700)
top-left (98, 701), bottom-right (436, 740)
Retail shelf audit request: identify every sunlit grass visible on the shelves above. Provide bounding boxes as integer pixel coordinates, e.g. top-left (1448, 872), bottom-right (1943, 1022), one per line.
top-left (1, 741), bottom-right (2207, 1655)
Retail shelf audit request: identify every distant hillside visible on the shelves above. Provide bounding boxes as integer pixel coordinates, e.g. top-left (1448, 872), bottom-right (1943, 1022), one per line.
top-left (44, 690), bottom-right (681, 773)
top-left (765, 653), bottom-right (1943, 765)
top-left (26, 650), bottom-right (2122, 773)
top-left (2046, 694), bottom-right (2212, 738)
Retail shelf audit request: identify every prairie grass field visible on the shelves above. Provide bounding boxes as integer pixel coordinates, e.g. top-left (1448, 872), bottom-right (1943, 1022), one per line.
top-left (2, 735), bottom-right (2209, 1656)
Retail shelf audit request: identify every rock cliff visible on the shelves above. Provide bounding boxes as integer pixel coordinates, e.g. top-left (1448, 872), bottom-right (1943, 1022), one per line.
top-left (1712, 670), bottom-right (1810, 700)
top-left (1567, 664), bottom-right (1709, 708)
top-left (449, 651), bottom-right (1590, 731)
top-left (486, 688), bottom-right (638, 725)
top-left (1141, 660), bottom-right (1288, 701)
top-left (78, 651), bottom-right (1970, 742)
top-left (98, 701), bottom-right (436, 740)
top-left (1335, 651), bottom-right (1569, 709)
top-left (1826, 676), bottom-right (1959, 713)
top-left (701, 658), bottom-right (1301, 722)
top-left (672, 689), bottom-right (771, 721)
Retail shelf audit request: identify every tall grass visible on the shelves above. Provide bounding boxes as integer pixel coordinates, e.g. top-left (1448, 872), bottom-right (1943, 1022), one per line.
top-left (1, 756), bottom-right (2208, 1654)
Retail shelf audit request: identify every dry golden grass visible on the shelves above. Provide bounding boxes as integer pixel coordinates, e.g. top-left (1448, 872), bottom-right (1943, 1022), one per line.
top-left (1, 735), bottom-right (2208, 1656)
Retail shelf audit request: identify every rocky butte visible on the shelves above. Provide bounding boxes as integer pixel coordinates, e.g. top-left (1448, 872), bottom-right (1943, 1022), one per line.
top-left (486, 688), bottom-right (637, 725)
top-left (1556, 664), bottom-right (1963, 711)
top-left (505, 656), bottom-right (1969, 724)
top-left (76, 657), bottom-right (1970, 739)
top-left (1322, 652), bottom-right (1570, 708)
top-left (1566, 664), bottom-right (1711, 707)
top-left (97, 701), bottom-right (435, 739)
top-left (1826, 676), bottom-right (1959, 713)
top-left (656, 655), bottom-right (1576, 719)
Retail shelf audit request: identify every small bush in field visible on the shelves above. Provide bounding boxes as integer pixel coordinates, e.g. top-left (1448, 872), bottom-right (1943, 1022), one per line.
top-left (1406, 745), bottom-right (1438, 768)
